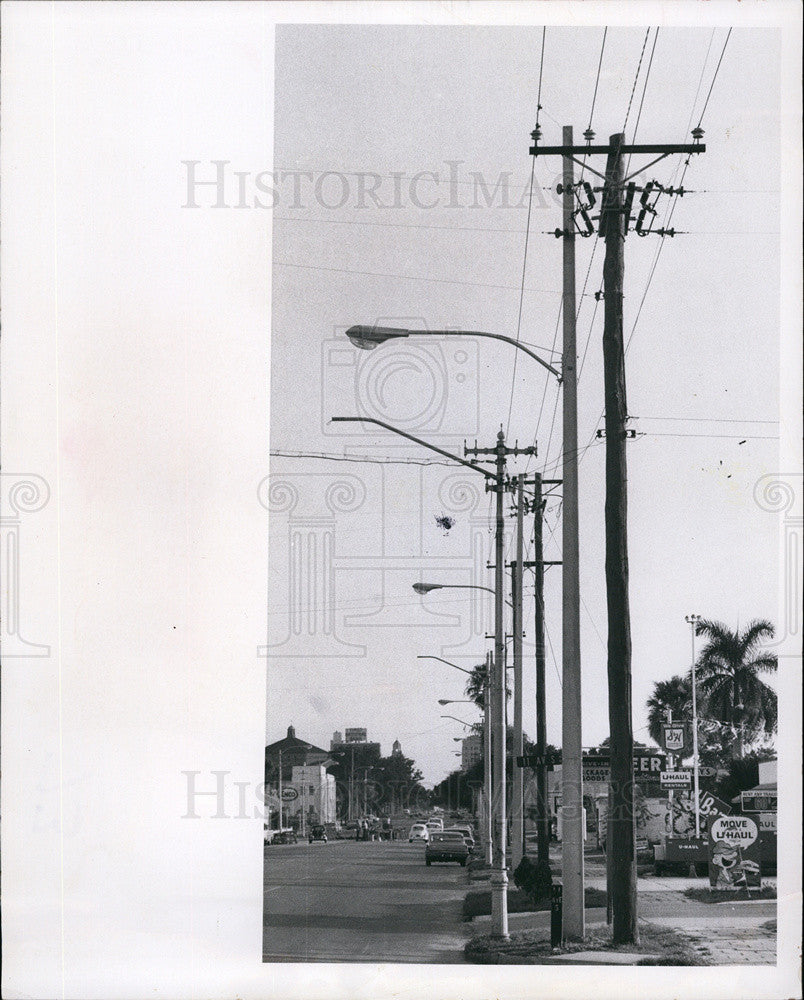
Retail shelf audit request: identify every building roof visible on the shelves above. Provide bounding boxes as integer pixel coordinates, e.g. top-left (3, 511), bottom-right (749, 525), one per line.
top-left (265, 724), bottom-right (329, 757)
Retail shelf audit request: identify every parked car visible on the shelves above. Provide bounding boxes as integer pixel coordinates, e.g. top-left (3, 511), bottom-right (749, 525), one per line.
top-left (445, 825), bottom-right (475, 852)
top-left (409, 823), bottom-right (430, 843)
top-left (308, 825), bottom-right (328, 844)
top-left (425, 830), bottom-right (470, 866)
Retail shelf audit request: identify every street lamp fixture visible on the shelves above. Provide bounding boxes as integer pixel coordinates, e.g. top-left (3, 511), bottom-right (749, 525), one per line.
top-left (345, 324), bottom-right (561, 380)
top-left (413, 581), bottom-right (514, 610)
top-left (438, 699), bottom-right (474, 706)
top-left (441, 714), bottom-right (473, 728)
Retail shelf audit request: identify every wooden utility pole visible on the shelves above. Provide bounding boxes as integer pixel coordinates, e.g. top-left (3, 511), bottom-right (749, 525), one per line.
top-left (601, 132), bottom-right (636, 945)
top-left (529, 123), bottom-right (705, 947)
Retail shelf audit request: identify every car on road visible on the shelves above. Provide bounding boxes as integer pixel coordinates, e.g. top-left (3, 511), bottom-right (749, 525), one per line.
top-left (408, 823), bottom-right (430, 843)
top-left (308, 825), bottom-right (328, 844)
top-left (273, 829), bottom-right (298, 845)
top-left (445, 825), bottom-right (475, 852)
top-left (425, 818), bottom-right (444, 834)
top-left (425, 830), bottom-right (470, 866)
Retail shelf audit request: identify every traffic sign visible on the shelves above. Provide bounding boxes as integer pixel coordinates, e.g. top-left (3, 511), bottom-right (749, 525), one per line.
top-left (660, 770), bottom-right (692, 789)
top-left (516, 754), bottom-right (553, 769)
top-left (281, 787), bottom-right (299, 802)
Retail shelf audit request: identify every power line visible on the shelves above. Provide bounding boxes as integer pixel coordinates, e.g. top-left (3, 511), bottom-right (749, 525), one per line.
top-left (623, 28), bottom-right (651, 132)
top-left (696, 28), bottom-right (733, 127)
top-left (506, 154), bottom-right (538, 436)
top-left (269, 449), bottom-right (463, 467)
top-left (274, 259), bottom-right (566, 296)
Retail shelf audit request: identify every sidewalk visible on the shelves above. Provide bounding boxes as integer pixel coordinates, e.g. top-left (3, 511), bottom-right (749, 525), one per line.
top-left (469, 881), bottom-right (777, 965)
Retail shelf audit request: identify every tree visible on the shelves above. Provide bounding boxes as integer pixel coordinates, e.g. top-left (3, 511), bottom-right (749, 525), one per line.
top-left (464, 660), bottom-right (511, 710)
top-left (646, 675), bottom-right (692, 746)
top-left (694, 618), bottom-right (778, 758)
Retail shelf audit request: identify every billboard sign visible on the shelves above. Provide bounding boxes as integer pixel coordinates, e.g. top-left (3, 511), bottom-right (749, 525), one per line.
top-left (345, 728), bottom-right (368, 743)
top-left (708, 814), bottom-right (761, 888)
top-left (661, 723), bottom-right (689, 755)
top-left (660, 770), bottom-right (692, 789)
top-left (281, 786), bottom-right (299, 801)
top-left (581, 753), bottom-right (666, 784)
top-left (741, 790), bottom-right (778, 813)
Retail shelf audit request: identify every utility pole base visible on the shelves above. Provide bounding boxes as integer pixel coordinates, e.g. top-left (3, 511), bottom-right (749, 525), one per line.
top-left (490, 870), bottom-right (510, 939)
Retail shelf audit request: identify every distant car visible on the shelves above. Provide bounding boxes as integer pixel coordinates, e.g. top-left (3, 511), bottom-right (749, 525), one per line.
top-left (426, 830), bottom-right (470, 866)
top-left (409, 823), bottom-right (430, 843)
top-left (274, 829), bottom-right (298, 845)
top-left (425, 818), bottom-right (444, 833)
top-left (308, 825), bottom-right (328, 844)
top-left (445, 825), bottom-right (475, 852)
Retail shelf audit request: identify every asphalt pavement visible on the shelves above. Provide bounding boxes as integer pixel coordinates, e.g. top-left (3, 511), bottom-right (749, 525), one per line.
top-left (263, 839), bottom-right (472, 963)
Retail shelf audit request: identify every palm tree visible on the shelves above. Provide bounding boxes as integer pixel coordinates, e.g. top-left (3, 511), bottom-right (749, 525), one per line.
top-left (465, 662), bottom-right (488, 710)
top-left (694, 618), bottom-right (778, 758)
top-left (646, 675), bottom-right (692, 746)
top-left (465, 661), bottom-right (511, 711)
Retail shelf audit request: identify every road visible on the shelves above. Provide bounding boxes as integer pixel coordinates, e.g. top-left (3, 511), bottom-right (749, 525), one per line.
top-left (263, 839), bottom-right (471, 963)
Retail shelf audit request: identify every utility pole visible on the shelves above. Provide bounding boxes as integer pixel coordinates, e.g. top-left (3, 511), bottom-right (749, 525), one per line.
top-left (560, 123), bottom-right (585, 941)
top-left (531, 473), bottom-right (552, 894)
top-left (511, 475), bottom-right (525, 867)
top-left (483, 650), bottom-right (493, 866)
top-left (530, 123), bottom-right (705, 946)
top-left (278, 748), bottom-right (283, 830)
top-left (601, 131), bottom-right (637, 945)
top-left (466, 429), bottom-right (536, 940)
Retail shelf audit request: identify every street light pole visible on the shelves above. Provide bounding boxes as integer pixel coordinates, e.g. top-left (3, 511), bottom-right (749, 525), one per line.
top-left (417, 652), bottom-right (492, 865)
top-left (685, 613), bottom-right (702, 838)
top-left (511, 475), bottom-right (525, 867)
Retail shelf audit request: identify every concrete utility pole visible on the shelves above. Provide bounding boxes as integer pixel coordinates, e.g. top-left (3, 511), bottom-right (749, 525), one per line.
top-left (483, 651), bottom-right (493, 866)
top-left (531, 473), bottom-right (552, 892)
top-left (560, 123), bottom-right (585, 942)
top-left (529, 123), bottom-right (705, 946)
top-left (332, 416), bottom-right (534, 938)
top-left (511, 475), bottom-right (525, 867)
top-left (685, 613), bottom-right (702, 838)
top-left (466, 430), bottom-right (536, 940)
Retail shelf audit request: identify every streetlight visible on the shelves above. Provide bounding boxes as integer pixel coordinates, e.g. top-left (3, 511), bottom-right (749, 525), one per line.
top-left (420, 654), bottom-right (493, 866)
top-left (438, 699), bottom-right (475, 706)
top-left (441, 714), bottom-right (473, 727)
top-left (412, 581), bottom-right (514, 609)
top-left (685, 614), bottom-right (702, 838)
top-left (345, 324), bottom-right (561, 379)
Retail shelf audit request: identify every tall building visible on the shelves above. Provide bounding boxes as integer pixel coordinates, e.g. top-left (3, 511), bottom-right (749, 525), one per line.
top-left (461, 734), bottom-right (482, 772)
top-left (265, 725), bottom-right (333, 783)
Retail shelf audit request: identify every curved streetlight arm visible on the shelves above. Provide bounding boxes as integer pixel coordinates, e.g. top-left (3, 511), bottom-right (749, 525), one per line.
top-left (346, 325), bottom-right (561, 381)
top-left (413, 581), bottom-right (513, 611)
top-left (330, 417), bottom-right (496, 480)
top-left (440, 714), bottom-right (474, 728)
top-left (416, 655), bottom-right (473, 677)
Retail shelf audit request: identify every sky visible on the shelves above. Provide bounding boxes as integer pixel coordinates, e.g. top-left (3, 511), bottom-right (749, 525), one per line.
top-left (264, 23), bottom-right (786, 784)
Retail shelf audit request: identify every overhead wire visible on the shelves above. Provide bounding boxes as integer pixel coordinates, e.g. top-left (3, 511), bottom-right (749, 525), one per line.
top-left (506, 27), bottom-right (547, 438)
